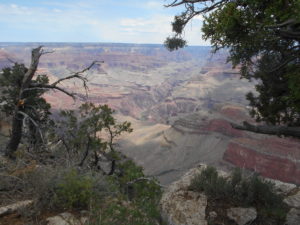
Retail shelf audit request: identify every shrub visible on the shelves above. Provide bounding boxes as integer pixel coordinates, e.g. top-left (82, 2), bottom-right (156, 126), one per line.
top-left (54, 169), bottom-right (95, 209)
top-left (93, 159), bottom-right (163, 225)
top-left (1, 165), bottom-right (111, 214)
top-left (189, 166), bottom-right (288, 222)
top-left (90, 197), bottom-right (160, 225)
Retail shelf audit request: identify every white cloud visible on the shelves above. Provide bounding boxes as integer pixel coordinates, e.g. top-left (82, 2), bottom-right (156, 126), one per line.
top-left (53, 8), bottom-right (62, 13)
top-left (145, 1), bottom-right (163, 9)
top-left (120, 18), bottom-right (151, 27)
top-left (117, 15), bottom-right (208, 45)
top-left (0, 1), bottom-right (209, 45)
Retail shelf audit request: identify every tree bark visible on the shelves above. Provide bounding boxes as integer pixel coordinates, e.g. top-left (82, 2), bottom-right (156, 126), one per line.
top-left (4, 47), bottom-right (100, 159)
top-left (5, 47), bottom-right (43, 158)
top-left (5, 111), bottom-right (23, 158)
top-left (231, 121), bottom-right (300, 138)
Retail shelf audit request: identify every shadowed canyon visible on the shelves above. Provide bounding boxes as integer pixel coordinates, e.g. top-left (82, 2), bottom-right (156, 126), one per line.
top-left (1, 43), bottom-right (300, 185)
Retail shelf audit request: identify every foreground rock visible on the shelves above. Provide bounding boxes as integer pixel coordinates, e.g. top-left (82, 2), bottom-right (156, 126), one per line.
top-left (284, 190), bottom-right (300, 208)
top-left (161, 190), bottom-right (207, 225)
top-left (161, 164), bottom-right (300, 225)
top-left (46, 212), bottom-right (88, 225)
top-left (0, 200), bottom-right (33, 217)
top-left (160, 164), bottom-right (208, 225)
top-left (226, 207), bottom-right (257, 225)
top-left (286, 208), bottom-right (300, 225)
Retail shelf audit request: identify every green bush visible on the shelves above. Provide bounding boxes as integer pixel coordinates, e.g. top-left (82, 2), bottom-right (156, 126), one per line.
top-left (90, 197), bottom-right (160, 225)
top-left (54, 169), bottom-right (100, 209)
top-left (95, 160), bottom-right (163, 225)
top-left (190, 166), bottom-right (288, 222)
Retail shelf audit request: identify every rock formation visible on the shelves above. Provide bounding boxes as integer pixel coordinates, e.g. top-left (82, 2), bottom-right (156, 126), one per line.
top-left (1, 43), bottom-right (300, 186)
top-left (160, 164), bottom-right (299, 225)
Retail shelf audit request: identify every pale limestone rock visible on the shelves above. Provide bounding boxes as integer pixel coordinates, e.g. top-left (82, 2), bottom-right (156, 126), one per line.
top-left (161, 190), bottom-right (207, 225)
top-left (226, 207), bottom-right (257, 225)
top-left (0, 200), bottom-right (33, 217)
top-left (286, 208), bottom-right (300, 225)
top-left (46, 212), bottom-right (86, 225)
top-left (265, 178), bottom-right (297, 195)
top-left (160, 164), bottom-right (208, 225)
top-left (284, 191), bottom-right (300, 208)
top-left (208, 211), bottom-right (217, 220)
top-left (80, 217), bottom-right (88, 224)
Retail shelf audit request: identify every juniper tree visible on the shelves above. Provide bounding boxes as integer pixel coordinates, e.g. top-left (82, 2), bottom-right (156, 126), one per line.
top-left (165, 0), bottom-right (300, 138)
top-left (0, 46), bottom-right (101, 158)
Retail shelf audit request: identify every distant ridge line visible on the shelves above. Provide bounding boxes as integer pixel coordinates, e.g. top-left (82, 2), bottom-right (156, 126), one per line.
top-left (0, 42), bottom-right (211, 48)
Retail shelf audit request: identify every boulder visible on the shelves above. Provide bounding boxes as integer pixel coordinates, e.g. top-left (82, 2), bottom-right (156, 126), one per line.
top-left (46, 212), bottom-right (87, 225)
top-left (285, 208), bottom-right (300, 225)
top-left (265, 178), bottom-right (297, 195)
top-left (160, 164), bottom-right (208, 225)
top-left (161, 190), bottom-right (207, 225)
top-left (284, 191), bottom-right (300, 208)
top-left (208, 211), bottom-right (217, 221)
top-left (0, 200), bottom-right (33, 217)
top-left (226, 207), bottom-right (257, 225)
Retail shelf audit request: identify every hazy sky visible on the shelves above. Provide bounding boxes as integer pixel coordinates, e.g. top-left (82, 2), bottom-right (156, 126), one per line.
top-left (0, 0), bottom-right (208, 45)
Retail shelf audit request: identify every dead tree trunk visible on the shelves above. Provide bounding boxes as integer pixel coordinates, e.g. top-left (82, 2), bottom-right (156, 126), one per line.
top-left (5, 112), bottom-right (23, 158)
top-left (4, 46), bottom-right (101, 159)
top-left (231, 121), bottom-right (300, 139)
top-left (5, 47), bottom-right (43, 158)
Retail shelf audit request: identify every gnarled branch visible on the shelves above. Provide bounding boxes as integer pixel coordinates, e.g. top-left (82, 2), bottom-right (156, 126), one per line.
top-left (23, 60), bottom-right (103, 100)
top-left (231, 121), bottom-right (300, 138)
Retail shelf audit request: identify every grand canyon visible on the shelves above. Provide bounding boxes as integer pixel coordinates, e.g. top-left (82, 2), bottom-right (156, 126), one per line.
top-left (1, 42), bottom-right (300, 185)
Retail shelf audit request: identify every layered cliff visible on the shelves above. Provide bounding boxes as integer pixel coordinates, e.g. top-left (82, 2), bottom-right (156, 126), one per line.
top-left (1, 43), bottom-right (300, 186)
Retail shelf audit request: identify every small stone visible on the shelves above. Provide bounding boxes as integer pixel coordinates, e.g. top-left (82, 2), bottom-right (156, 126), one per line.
top-left (285, 208), bottom-right (300, 225)
top-left (265, 178), bottom-right (297, 195)
top-left (284, 191), bottom-right (300, 208)
top-left (0, 200), bottom-right (33, 217)
top-left (80, 216), bottom-right (89, 224)
top-left (46, 212), bottom-right (81, 225)
top-left (208, 211), bottom-right (217, 220)
top-left (227, 207), bottom-right (257, 225)
top-left (161, 190), bottom-right (207, 225)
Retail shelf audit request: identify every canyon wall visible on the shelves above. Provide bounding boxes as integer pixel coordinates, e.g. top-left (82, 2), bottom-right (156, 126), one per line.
top-left (1, 43), bottom-right (300, 185)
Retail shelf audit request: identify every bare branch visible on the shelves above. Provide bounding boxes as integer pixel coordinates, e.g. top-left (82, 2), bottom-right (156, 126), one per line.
top-left (267, 56), bottom-right (298, 73)
top-left (22, 60), bottom-right (103, 101)
top-left (41, 49), bottom-right (55, 55)
top-left (18, 111), bottom-right (45, 144)
top-left (231, 121), bottom-right (300, 138)
top-left (78, 136), bottom-right (91, 167)
top-left (21, 46), bottom-right (43, 89)
top-left (165, 0), bottom-right (228, 37)
top-left (51, 61), bottom-right (103, 86)
top-left (267, 19), bottom-right (297, 29)
top-left (165, 0), bottom-right (227, 13)
top-left (165, 0), bottom-right (206, 7)
top-left (6, 58), bottom-right (17, 64)
top-left (26, 84), bottom-right (76, 100)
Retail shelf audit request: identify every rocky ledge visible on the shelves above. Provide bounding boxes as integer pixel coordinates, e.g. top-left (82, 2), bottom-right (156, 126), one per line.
top-left (160, 164), bottom-right (300, 225)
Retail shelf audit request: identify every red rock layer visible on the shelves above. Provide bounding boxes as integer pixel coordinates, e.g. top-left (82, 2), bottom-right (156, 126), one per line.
top-left (224, 142), bottom-right (300, 184)
top-left (203, 119), bottom-right (245, 138)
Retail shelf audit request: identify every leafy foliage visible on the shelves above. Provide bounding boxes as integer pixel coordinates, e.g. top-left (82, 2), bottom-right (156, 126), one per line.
top-left (53, 102), bottom-right (132, 168)
top-left (190, 166), bottom-right (288, 222)
top-left (0, 63), bottom-right (51, 147)
top-left (54, 169), bottom-right (95, 209)
top-left (90, 160), bottom-right (163, 225)
top-left (166, 0), bottom-right (300, 128)
top-left (0, 49), bottom-right (163, 224)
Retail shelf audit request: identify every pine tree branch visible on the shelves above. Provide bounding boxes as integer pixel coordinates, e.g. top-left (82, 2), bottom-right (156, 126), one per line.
top-left (231, 121), bottom-right (300, 138)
